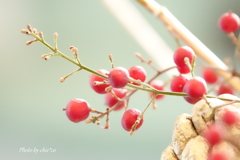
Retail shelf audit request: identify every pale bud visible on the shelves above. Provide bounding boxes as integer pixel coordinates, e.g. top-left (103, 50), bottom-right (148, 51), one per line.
top-left (59, 77), bottom-right (65, 83)
top-left (53, 32), bottom-right (58, 39)
top-left (39, 32), bottom-right (44, 39)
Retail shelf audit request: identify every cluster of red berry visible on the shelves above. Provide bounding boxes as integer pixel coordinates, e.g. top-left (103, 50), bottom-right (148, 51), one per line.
top-left (64, 65), bottom-right (147, 132)
top-left (21, 7), bottom-right (240, 159)
top-left (61, 11), bottom-right (240, 135)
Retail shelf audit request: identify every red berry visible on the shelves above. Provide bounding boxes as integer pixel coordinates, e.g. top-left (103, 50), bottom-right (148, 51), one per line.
top-left (108, 67), bottom-right (129, 88)
top-left (222, 110), bottom-right (238, 125)
top-left (208, 152), bottom-right (228, 160)
top-left (177, 65), bottom-right (190, 74)
top-left (170, 76), bottom-right (188, 92)
top-left (202, 68), bottom-right (218, 84)
top-left (217, 83), bottom-right (234, 95)
top-left (183, 96), bottom-right (201, 104)
top-left (89, 69), bottom-right (110, 94)
top-left (105, 88), bottom-right (127, 111)
top-left (64, 99), bottom-right (91, 123)
top-left (173, 46), bottom-right (195, 68)
top-left (121, 108), bottom-right (144, 131)
top-left (203, 123), bottom-right (222, 146)
top-left (149, 80), bottom-right (165, 99)
top-left (183, 77), bottom-right (207, 99)
top-left (128, 65), bottom-right (146, 85)
top-left (219, 12), bottom-right (240, 33)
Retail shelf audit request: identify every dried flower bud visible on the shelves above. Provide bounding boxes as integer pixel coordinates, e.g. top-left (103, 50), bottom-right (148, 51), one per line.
top-left (27, 24), bottom-right (32, 31)
top-left (85, 119), bottom-right (92, 124)
top-left (44, 56), bottom-right (50, 60)
top-left (72, 48), bottom-right (78, 54)
top-left (135, 52), bottom-right (144, 61)
top-left (32, 28), bottom-right (37, 33)
top-left (26, 41), bottom-right (33, 45)
top-left (39, 32), bottom-right (44, 39)
top-left (53, 32), bottom-right (58, 39)
top-left (41, 54), bottom-right (47, 59)
top-left (59, 77), bottom-right (65, 83)
top-left (21, 29), bottom-right (30, 35)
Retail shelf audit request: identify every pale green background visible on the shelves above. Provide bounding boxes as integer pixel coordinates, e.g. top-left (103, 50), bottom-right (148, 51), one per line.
top-left (1, 1), bottom-right (240, 160)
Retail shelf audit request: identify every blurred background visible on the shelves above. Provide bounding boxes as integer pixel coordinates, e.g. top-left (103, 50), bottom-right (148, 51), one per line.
top-left (1, 0), bottom-right (240, 159)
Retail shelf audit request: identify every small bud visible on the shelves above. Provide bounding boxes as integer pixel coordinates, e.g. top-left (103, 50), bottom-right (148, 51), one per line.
top-left (72, 48), bottom-right (78, 54)
top-left (152, 103), bottom-right (157, 110)
top-left (53, 32), bottom-right (58, 39)
top-left (44, 56), bottom-right (50, 60)
top-left (69, 46), bottom-right (74, 50)
top-left (39, 32), bottom-right (44, 39)
top-left (135, 52), bottom-right (144, 62)
top-left (62, 108), bottom-right (66, 111)
top-left (32, 28), bottom-right (37, 33)
top-left (96, 120), bottom-right (100, 125)
top-left (26, 41), bottom-right (33, 45)
top-left (21, 29), bottom-right (30, 35)
top-left (85, 119), bottom-right (92, 124)
top-left (108, 54), bottom-right (113, 60)
top-left (59, 77), bottom-right (65, 83)
top-left (41, 54), bottom-right (47, 59)
top-left (27, 24), bottom-right (32, 31)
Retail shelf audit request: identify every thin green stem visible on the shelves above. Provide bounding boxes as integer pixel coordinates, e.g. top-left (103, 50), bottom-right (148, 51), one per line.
top-left (31, 32), bottom-right (188, 96)
top-left (142, 94), bottom-right (157, 114)
top-left (130, 94), bottom-right (157, 135)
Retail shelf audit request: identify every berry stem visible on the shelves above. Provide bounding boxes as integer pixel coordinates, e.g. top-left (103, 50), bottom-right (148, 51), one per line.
top-left (184, 57), bottom-right (194, 77)
top-left (135, 52), bottom-right (160, 72)
top-left (130, 94), bottom-right (157, 135)
top-left (53, 33), bottom-right (58, 51)
top-left (108, 54), bottom-right (115, 69)
top-left (60, 68), bottom-right (82, 82)
top-left (227, 32), bottom-right (239, 46)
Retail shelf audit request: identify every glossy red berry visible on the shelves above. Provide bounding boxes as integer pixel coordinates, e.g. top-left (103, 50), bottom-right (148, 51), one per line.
top-left (202, 68), bottom-right (218, 84)
top-left (183, 77), bottom-right (207, 99)
top-left (108, 67), bottom-right (129, 88)
top-left (183, 96), bottom-right (201, 104)
top-left (170, 76), bottom-right (188, 92)
top-left (203, 123), bottom-right (222, 146)
top-left (89, 69), bottom-right (110, 94)
top-left (128, 65), bottom-right (146, 85)
top-left (222, 109), bottom-right (238, 125)
top-left (217, 83), bottom-right (234, 95)
top-left (105, 88), bottom-right (127, 111)
top-left (219, 12), bottom-right (240, 33)
top-left (177, 65), bottom-right (190, 74)
top-left (64, 99), bottom-right (91, 123)
top-left (121, 108), bottom-right (144, 131)
top-left (149, 80), bottom-right (165, 99)
top-left (182, 84), bottom-right (201, 104)
top-left (173, 46), bottom-right (195, 68)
